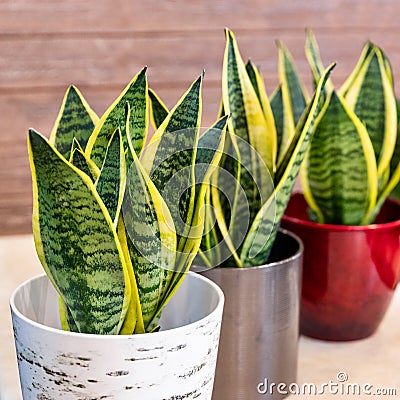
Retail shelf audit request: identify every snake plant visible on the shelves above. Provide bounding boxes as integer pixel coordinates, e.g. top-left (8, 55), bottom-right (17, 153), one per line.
top-left (189, 29), bottom-right (334, 268)
top-left (300, 30), bottom-right (400, 225)
top-left (28, 68), bottom-right (227, 334)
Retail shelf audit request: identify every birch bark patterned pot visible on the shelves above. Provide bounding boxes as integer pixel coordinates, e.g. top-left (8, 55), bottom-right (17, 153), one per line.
top-left (10, 272), bottom-right (224, 400)
top-left (198, 230), bottom-right (303, 400)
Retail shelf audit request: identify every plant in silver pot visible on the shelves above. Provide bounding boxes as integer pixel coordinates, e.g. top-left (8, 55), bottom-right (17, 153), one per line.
top-left (11, 68), bottom-right (228, 400)
top-left (282, 30), bottom-right (400, 341)
top-left (190, 29), bottom-right (332, 399)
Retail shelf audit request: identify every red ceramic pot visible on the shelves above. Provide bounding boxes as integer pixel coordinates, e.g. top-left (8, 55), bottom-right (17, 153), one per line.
top-left (282, 192), bottom-right (400, 341)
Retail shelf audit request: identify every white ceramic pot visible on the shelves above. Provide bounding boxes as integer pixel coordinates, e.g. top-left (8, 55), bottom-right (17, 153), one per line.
top-left (10, 272), bottom-right (224, 400)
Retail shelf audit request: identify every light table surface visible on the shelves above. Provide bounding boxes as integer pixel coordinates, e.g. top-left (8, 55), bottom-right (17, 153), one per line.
top-left (1, 235), bottom-right (399, 400)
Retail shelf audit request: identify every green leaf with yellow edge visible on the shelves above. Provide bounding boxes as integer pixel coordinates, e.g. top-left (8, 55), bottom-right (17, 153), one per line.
top-left (49, 85), bottom-right (99, 160)
top-left (245, 60), bottom-right (276, 129)
top-left (301, 90), bottom-right (378, 225)
top-left (141, 74), bottom-right (203, 255)
top-left (154, 116), bottom-right (227, 319)
top-left (305, 29), bottom-right (335, 94)
top-left (270, 85), bottom-right (284, 161)
top-left (209, 132), bottom-right (245, 268)
top-left (69, 139), bottom-right (96, 180)
top-left (197, 186), bottom-right (222, 268)
top-left (149, 88), bottom-right (169, 130)
top-left (195, 116), bottom-right (227, 266)
top-left (28, 129), bottom-right (131, 334)
top-left (342, 46), bottom-right (397, 181)
top-left (221, 31), bottom-right (277, 262)
top-left (389, 100), bottom-right (400, 201)
top-left (339, 41), bottom-right (375, 98)
top-left (95, 129), bottom-right (126, 226)
top-left (123, 149), bottom-right (176, 331)
top-left (223, 28), bottom-right (276, 175)
top-left (58, 296), bottom-right (78, 332)
top-left (277, 40), bottom-right (309, 166)
top-left (241, 65), bottom-right (335, 265)
top-left (245, 60), bottom-right (278, 163)
top-left (367, 159), bottom-right (400, 223)
top-left (368, 97), bottom-right (400, 220)
top-left (174, 115), bottom-right (228, 269)
top-left (70, 147), bottom-right (100, 182)
top-left (117, 216), bottom-right (145, 334)
top-left (86, 67), bottom-right (148, 168)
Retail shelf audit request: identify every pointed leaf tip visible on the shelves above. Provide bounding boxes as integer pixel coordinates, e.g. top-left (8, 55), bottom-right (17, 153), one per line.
top-left (194, 72), bottom-right (204, 86)
top-left (225, 28), bottom-right (234, 40)
top-left (324, 62), bottom-right (336, 79)
top-left (28, 128), bottom-right (43, 146)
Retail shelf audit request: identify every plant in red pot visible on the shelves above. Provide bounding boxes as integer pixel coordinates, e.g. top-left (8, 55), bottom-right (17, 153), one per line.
top-left (282, 30), bottom-right (400, 341)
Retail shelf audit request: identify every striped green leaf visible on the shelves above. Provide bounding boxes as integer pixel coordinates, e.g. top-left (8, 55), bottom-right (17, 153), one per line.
top-left (223, 28), bottom-right (276, 175)
top-left (339, 41), bottom-right (375, 98)
top-left (368, 98), bottom-right (400, 219)
top-left (69, 138), bottom-right (96, 180)
top-left (245, 60), bottom-right (263, 108)
top-left (301, 90), bottom-right (378, 225)
top-left (95, 129), bottom-right (126, 225)
top-left (49, 85), bottom-right (99, 160)
top-left (245, 60), bottom-right (276, 133)
top-left (58, 296), bottom-right (79, 332)
top-left (241, 65), bottom-right (335, 265)
top-left (197, 186), bottom-right (222, 268)
top-left (154, 116), bottom-right (227, 318)
top-left (389, 100), bottom-right (400, 201)
top-left (342, 46), bottom-right (397, 180)
top-left (220, 31), bottom-right (278, 264)
top-left (69, 137), bottom-right (84, 161)
top-left (149, 88), bottom-right (169, 130)
top-left (86, 67), bottom-right (148, 168)
top-left (277, 41), bottom-right (309, 166)
top-left (141, 74), bottom-right (203, 255)
top-left (175, 116), bottom-right (228, 267)
top-left (117, 216), bottom-right (145, 334)
top-left (211, 129), bottom-right (275, 268)
top-left (209, 134), bottom-right (244, 267)
top-left (367, 159), bottom-right (400, 223)
top-left (70, 148), bottom-right (99, 181)
top-left (123, 150), bottom-right (176, 330)
top-left (305, 29), bottom-right (335, 94)
top-left (28, 129), bottom-right (131, 334)
top-left (270, 85), bottom-right (284, 161)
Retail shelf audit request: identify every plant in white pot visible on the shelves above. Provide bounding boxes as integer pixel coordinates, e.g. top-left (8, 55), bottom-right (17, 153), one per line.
top-left (10, 68), bottom-right (228, 400)
top-left (282, 30), bottom-right (400, 341)
top-left (186, 29), bottom-right (332, 400)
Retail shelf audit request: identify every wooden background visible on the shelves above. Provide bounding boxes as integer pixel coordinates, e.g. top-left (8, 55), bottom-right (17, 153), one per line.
top-left (2, 0), bottom-right (400, 235)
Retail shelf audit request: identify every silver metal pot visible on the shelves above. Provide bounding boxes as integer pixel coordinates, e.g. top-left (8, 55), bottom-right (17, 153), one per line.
top-left (199, 229), bottom-right (303, 400)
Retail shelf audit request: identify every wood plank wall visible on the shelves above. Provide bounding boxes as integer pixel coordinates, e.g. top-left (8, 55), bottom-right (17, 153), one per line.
top-left (1, 0), bottom-right (400, 235)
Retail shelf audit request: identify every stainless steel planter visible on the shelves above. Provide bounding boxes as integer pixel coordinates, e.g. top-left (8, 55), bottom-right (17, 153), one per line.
top-left (199, 229), bottom-right (303, 400)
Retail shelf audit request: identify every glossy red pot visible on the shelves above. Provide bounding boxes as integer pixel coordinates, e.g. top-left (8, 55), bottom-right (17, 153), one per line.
top-left (282, 193), bottom-right (400, 341)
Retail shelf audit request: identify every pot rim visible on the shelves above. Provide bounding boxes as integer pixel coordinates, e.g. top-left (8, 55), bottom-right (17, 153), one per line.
top-left (10, 271), bottom-right (224, 339)
top-left (194, 229), bottom-right (303, 272)
top-left (283, 193), bottom-right (400, 232)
